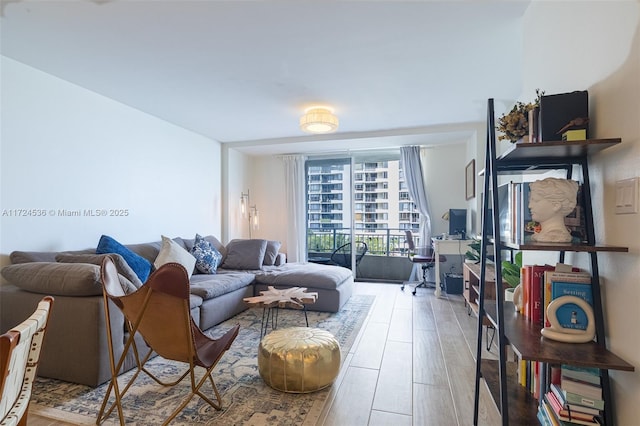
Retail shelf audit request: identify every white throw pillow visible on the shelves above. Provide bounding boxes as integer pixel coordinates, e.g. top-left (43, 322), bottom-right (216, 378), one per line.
top-left (154, 235), bottom-right (197, 278)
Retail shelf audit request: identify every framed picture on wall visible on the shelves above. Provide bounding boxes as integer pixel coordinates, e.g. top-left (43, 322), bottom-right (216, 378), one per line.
top-left (465, 159), bottom-right (476, 200)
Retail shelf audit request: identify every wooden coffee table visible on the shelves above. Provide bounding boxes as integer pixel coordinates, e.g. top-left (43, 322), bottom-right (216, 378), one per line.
top-left (244, 286), bottom-right (318, 337)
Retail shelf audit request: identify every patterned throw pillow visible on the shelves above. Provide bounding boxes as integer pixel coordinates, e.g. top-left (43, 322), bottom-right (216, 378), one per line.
top-left (190, 233), bottom-right (223, 274)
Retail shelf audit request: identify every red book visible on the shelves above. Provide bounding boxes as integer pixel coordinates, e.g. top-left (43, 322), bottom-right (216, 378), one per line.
top-left (550, 365), bottom-right (562, 385)
top-left (531, 265), bottom-right (554, 326)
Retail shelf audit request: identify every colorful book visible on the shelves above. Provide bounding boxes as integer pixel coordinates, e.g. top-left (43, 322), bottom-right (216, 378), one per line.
top-left (551, 281), bottom-right (593, 331)
top-left (537, 406), bottom-right (552, 426)
top-left (552, 383), bottom-right (605, 410)
top-left (561, 376), bottom-right (602, 400)
top-left (543, 270), bottom-right (591, 327)
top-left (550, 365), bottom-right (562, 386)
top-left (531, 264), bottom-right (554, 326)
top-left (541, 398), bottom-right (564, 426)
top-left (561, 364), bottom-right (601, 386)
top-left (551, 383), bottom-right (602, 417)
top-left (518, 356), bottom-right (527, 388)
top-left (545, 392), bottom-right (599, 425)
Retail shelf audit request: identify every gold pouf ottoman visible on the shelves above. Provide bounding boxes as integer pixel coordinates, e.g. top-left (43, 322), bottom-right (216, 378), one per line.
top-left (258, 327), bottom-right (341, 393)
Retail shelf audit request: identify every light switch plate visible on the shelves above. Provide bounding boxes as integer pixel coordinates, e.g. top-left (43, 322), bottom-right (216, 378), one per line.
top-left (615, 177), bottom-right (638, 214)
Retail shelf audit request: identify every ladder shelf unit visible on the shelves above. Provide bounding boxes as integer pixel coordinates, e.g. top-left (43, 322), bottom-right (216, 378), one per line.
top-left (471, 99), bottom-right (633, 426)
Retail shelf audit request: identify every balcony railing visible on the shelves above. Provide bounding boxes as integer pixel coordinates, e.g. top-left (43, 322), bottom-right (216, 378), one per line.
top-left (306, 227), bottom-right (421, 257)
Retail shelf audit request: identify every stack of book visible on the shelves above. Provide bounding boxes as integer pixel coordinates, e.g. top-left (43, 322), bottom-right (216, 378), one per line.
top-left (538, 365), bottom-right (603, 425)
top-left (518, 263), bottom-right (592, 330)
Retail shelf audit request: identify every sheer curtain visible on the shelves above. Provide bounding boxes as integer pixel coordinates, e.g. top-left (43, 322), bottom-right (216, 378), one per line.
top-left (400, 146), bottom-right (432, 248)
top-left (281, 155), bottom-right (306, 262)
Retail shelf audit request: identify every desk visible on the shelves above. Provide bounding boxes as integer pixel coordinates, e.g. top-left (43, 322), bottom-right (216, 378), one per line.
top-left (431, 238), bottom-right (473, 298)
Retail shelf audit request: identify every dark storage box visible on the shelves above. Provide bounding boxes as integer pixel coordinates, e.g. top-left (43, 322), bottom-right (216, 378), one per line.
top-left (539, 90), bottom-right (589, 141)
top-left (444, 274), bottom-right (463, 294)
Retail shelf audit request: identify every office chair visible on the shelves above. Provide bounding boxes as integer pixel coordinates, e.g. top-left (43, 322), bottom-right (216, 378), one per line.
top-left (401, 230), bottom-right (446, 295)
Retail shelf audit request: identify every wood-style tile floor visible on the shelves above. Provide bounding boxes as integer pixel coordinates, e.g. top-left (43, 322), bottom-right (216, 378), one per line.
top-left (27, 281), bottom-right (501, 426)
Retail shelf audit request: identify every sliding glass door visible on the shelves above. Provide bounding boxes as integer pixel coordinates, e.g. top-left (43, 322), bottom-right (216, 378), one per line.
top-left (305, 152), bottom-right (421, 281)
top-left (306, 158), bottom-right (353, 268)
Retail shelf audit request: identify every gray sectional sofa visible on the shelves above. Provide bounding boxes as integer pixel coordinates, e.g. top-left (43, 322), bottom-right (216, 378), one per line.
top-left (0, 235), bottom-right (353, 387)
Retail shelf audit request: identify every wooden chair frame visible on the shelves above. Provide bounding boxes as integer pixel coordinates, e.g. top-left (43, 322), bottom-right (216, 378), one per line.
top-left (98, 257), bottom-right (239, 426)
top-left (0, 296), bottom-right (54, 426)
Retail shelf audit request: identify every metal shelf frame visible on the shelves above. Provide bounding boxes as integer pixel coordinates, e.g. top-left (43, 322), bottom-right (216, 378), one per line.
top-left (471, 99), bottom-right (630, 426)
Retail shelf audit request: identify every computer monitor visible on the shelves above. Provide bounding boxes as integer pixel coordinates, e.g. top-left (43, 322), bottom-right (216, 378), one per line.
top-left (448, 209), bottom-right (467, 239)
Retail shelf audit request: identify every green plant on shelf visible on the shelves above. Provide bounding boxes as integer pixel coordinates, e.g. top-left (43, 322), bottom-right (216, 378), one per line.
top-left (502, 251), bottom-right (522, 288)
top-left (465, 239), bottom-right (482, 263)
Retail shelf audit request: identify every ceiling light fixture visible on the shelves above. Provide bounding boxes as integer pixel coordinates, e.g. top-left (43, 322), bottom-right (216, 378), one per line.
top-left (299, 107), bottom-right (339, 134)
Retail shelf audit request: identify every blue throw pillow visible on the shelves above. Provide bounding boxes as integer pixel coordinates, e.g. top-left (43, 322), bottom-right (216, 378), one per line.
top-left (96, 235), bottom-right (152, 282)
top-left (190, 234), bottom-right (222, 274)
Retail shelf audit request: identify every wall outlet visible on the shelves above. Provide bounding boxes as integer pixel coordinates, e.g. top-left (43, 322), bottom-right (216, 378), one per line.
top-left (615, 177), bottom-right (638, 214)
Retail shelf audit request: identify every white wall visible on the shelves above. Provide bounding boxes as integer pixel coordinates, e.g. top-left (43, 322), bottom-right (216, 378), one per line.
top-left (0, 57), bottom-right (222, 266)
top-left (521, 2), bottom-right (640, 424)
top-left (466, 125), bottom-right (487, 236)
top-left (243, 144), bottom-right (469, 258)
top-left (249, 155), bottom-right (289, 246)
top-left (423, 143), bottom-right (468, 237)
top-left (221, 147), bottom-right (252, 243)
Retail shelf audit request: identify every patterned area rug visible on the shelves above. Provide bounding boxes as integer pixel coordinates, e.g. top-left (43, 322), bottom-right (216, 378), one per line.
top-left (30, 294), bottom-right (375, 425)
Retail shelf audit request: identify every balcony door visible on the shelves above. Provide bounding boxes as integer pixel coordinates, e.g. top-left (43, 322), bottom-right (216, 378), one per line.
top-left (305, 158), bottom-right (354, 271)
top-left (305, 152), bottom-right (421, 280)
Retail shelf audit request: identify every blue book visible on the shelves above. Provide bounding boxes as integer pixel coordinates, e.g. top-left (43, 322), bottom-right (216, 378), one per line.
top-left (551, 281), bottom-right (593, 330)
top-left (561, 365), bottom-right (601, 386)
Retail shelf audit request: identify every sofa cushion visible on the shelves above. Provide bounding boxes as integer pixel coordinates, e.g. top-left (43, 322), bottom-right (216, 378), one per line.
top-left (190, 234), bottom-right (223, 274)
top-left (9, 249), bottom-right (95, 264)
top-left (55, 253), bottom-right (143, 289)
top-left (220, 239), bottom-right (267, 270)
top-left (123, 240), bottom-right (163, 264)
top-left (0, 262), bottom-right (140, 296)
top-left (263, 240), bottom-right (282, 266)
top-left (189, 293), bottom-right (204, 309)
top-left (154, 235), bottom-right (197, 278)
top-left (96, 235), bottom-right (152, 282)
top-left (10, 251), bottom-right (58, 263)
top-left (254, 262), bottom-right (352, 290)
top-left (189, 272), bottom-right (256, 299)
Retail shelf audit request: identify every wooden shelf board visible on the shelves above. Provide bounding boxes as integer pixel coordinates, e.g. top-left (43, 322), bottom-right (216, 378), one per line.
top-left (468, 301), bottom-right (494, 327)
top-left (465, 262), bottom-right (497, 281)
top-left (498, 138), bottom-right (622, 161)
top-left (481, 359), bottom-right (539, 423)
top-left (485, 303), bottom-right (635, 372)
top-left (490, 239), bottom-right (628, 253)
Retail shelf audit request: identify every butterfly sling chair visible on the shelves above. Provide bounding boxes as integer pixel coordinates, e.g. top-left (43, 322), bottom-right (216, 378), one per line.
top-left (98, 257), bottom-right (240, 426)
top-left (1, 296), bottom-right (54, 426)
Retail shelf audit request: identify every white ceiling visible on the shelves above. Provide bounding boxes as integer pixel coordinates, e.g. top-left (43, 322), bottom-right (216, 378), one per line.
top-left (0, 0), bottom-right (530, 156)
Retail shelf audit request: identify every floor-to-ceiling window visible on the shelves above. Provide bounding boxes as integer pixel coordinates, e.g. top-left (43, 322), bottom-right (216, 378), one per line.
top-left (306, 158), bottom-right (352, 263)
top-left (305, 152), bottom-right (420, 281)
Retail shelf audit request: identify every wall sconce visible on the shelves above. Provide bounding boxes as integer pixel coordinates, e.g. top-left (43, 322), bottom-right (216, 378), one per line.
top-left (240, 190), bottom-right (259, 238)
